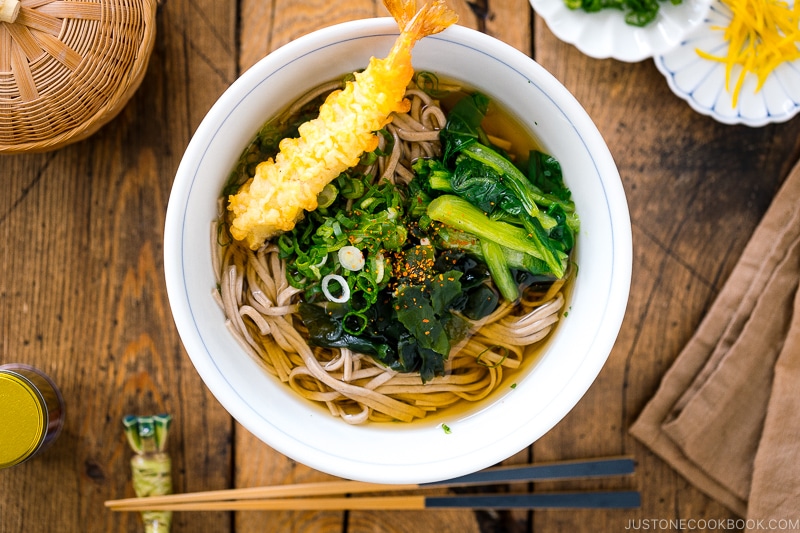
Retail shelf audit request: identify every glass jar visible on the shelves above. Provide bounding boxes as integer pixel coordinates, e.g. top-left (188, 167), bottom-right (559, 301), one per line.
top-left (0, 364), bottom-right (65, 469)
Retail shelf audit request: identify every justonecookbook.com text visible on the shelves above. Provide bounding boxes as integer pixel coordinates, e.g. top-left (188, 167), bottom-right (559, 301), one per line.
top-left (625, 518), bottom-right (800, 530)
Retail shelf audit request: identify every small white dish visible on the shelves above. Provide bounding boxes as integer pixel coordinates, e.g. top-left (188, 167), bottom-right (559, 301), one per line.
top-left (530, 0), bottom-right (710, 62)
top-left (654, 0), bottom-right (800, 126)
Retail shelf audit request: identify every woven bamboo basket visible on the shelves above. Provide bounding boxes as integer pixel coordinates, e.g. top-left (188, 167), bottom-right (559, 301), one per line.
top-left (0, 0), bottom-right (157, 153)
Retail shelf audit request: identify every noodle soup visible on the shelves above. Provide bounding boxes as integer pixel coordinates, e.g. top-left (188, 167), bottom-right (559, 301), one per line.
top-left (213, 73), bottom-right (578, 425)
top-left (166, 17), bottom-right (629, 482)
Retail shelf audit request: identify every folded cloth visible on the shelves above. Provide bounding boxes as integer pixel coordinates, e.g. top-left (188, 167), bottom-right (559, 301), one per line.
top-left (630, 157), bottom-right (800, 525)
top-left (747, 285), bottom-right (800, 525)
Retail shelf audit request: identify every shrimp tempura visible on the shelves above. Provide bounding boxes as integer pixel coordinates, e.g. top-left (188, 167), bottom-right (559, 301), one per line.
top-left (227, 0), bottom-right (458, 249)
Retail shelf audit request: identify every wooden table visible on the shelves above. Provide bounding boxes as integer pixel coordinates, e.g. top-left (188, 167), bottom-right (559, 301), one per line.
top-left (2, 0), bottom-right (799, 531)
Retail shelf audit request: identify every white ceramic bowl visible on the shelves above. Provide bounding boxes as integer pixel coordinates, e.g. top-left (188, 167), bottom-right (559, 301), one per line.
top-left (164, 18), bottom-right (632, 484)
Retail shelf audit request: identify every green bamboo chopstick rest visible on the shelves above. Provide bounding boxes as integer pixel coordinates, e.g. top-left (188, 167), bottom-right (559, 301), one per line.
top-left (123, 414), bottom-right (173, 533)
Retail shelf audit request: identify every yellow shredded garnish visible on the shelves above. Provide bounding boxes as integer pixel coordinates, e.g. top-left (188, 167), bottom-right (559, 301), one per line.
top-left (696, 0), bottom-right (800, 107)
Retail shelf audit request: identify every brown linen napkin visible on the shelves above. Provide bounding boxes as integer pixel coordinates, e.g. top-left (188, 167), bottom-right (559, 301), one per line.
top-left (630, 157), bottom-right (800, 522)
top-left (747, 286), bottom-right (800, 527)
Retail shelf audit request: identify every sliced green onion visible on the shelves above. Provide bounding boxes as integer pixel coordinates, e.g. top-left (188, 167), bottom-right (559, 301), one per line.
top-left (356, 273), bottom-right (379, 304)
top-left (321, 274), bottom-right (350, 303)
top-left (372, 252), bottom-right (386, 284)
top-left (340, 177), bottom-right (365, 199)
top-left (276, 233), bottom-right (295, 256)
top-left (317, 183), bottom-right (338, 208)
top-left (342, 311), bottom-right (368, 335)
top-left (360, 197), bottom-right (377, 211)
top-left (338, 246), bottom-right (365, 271)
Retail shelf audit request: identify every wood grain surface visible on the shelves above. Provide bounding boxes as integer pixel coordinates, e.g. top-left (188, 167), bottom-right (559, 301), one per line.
top-left (1, 0), bottom-right (799, 532)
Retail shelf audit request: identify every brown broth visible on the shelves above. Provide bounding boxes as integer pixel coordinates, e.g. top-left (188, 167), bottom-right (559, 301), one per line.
top-left (437, 79), bottom-right (543, 165)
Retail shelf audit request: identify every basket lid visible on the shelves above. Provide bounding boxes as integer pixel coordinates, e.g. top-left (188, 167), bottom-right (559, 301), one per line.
top-left (0, 0), bottom-right (157, 153)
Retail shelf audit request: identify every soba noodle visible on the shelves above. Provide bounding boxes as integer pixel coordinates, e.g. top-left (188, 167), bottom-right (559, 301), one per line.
top-left (213, 80), bottom-right (570, 424)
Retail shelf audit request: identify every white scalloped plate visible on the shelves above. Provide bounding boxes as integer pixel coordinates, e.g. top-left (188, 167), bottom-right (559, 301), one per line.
top-left (654, 0), bottom-right (800, 126)
top-left (530, 0), bottom-right (711, 62)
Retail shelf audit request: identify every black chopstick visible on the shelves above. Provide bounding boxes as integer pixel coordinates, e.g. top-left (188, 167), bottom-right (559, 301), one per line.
top-left (426, 491), bottom-right (642, 510)
top-left (424, 456), bottom-right (636, 487)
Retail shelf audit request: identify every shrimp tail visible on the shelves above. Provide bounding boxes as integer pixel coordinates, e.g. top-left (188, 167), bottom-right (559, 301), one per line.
top-left (385, 0), bottom-right (459, 55)
top-left (385, 0), bottom-right (458, 35)
top-left (383, 0), bottom-right (418, 27)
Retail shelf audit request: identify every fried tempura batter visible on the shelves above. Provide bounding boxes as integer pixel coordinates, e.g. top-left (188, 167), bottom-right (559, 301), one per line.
top-left (227, 0), bottom-right (457, 249)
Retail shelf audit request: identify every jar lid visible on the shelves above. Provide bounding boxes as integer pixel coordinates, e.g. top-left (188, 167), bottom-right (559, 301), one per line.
top-left (0, 371), bottom-right (46, 468)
